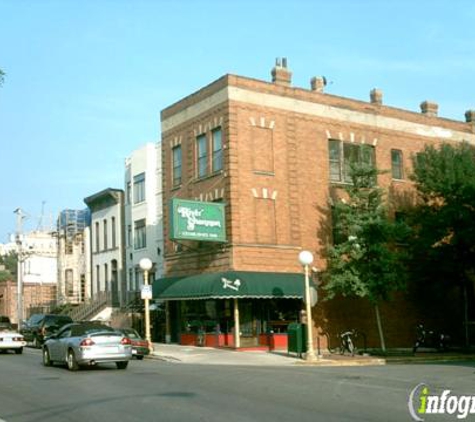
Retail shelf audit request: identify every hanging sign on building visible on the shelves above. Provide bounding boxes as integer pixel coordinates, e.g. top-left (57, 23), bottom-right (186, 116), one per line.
top-left (169, 198), bottom-right (226, 243)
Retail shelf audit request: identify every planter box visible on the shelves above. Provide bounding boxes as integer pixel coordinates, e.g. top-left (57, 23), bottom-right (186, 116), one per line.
top-left (205, 333), bottom-right (235, 347)
top-left (180, 333), bottom-right (288, 349)
top-left (259, 333), bottom-right (288, 350)
top-left (180, 333), bottom-right (198, 346)
top-left (180, 333), bottom-right (235, 347)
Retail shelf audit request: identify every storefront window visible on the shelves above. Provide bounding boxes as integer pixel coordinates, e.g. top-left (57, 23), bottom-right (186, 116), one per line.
top-left (263, 299), bottom-right (301, 333)
top-left (178, 298), bottom-right (301, 337)
top-left (181, 301), bottom-right (220, 334)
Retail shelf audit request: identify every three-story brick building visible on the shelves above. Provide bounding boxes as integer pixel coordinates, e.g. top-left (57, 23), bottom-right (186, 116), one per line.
top-left (156, 59), bottom-right (475, 350)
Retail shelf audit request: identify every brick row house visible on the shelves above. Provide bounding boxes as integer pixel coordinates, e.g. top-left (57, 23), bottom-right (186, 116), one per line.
top-left (155, 60), bottom-right (475, 350)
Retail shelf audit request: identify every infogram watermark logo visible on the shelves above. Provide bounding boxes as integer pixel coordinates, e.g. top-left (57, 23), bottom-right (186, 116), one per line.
top-left (408, 383), bottom-right (475, 420)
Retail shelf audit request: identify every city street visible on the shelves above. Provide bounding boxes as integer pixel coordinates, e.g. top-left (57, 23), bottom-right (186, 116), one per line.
top-left (1, 348), bottom-right (474, 422)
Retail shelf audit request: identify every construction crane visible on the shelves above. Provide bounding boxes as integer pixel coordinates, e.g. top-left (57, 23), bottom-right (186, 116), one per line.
top-left (36, 200), bottom-right (46, 231)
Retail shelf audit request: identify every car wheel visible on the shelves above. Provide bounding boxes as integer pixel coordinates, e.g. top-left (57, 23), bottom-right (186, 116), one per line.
top-left (15, 347), bottom-right (23, 355)
top-left (43, 348), bottom-right (52, 366)
top-left (136, 355), bottom-right (144, 361)
top-left (67, 350), bottom-right (79, 371)
top-left (116, 361), bottom-right (128, 370)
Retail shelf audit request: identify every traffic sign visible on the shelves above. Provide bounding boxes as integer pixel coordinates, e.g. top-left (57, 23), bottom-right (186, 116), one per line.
top-left (141, 285), bottom-right (153, 300)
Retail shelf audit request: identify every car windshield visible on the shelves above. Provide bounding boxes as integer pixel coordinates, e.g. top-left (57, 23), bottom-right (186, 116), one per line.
top-left (0, 323), bottom-right (14, 332)
top-left (45, 316), bottom-right (73, 327)
top-left (28, 314), bottom-right (44, 325)
top-left (71, 324), bottom-right (117, 337)
top-left (121, 329), bottom-right (141, 339)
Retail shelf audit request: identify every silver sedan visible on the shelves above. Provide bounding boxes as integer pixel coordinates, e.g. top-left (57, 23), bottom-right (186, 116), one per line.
top-left (42, 322), bottom-right (132, 371)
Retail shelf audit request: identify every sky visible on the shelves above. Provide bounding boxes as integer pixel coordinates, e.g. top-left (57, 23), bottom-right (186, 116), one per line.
top-left (1, 0), bottom-right (474, 242)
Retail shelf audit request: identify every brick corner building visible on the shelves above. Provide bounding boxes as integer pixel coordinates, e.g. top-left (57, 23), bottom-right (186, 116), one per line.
top-left (157, 59), bottom-right (475, 350)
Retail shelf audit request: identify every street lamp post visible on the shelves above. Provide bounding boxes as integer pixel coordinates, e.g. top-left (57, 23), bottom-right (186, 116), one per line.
top-left (298, 250), bottom-right (319, 362)
top-left (139, 258), bottom-right (153, 353)
top-left (14, 208), bottom-right (25, 330)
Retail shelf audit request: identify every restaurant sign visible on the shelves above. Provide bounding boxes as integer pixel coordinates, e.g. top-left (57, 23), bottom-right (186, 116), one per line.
top-left (170, 198), bottom-right (226, 243)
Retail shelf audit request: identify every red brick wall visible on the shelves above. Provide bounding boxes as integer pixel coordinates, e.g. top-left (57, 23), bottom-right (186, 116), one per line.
top-left (0, 280), bottom-right (15, 322)
top-left (0, 280), bottom-right (57, 323)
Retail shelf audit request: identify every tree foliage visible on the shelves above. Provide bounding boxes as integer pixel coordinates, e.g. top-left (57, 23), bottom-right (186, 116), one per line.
top-left (323, 158), bottom-right (409, 350)
top-left (408, 142), bottom-right (475, 337)
top-left (0, 68), bottom-right (5, 86)
top-left (0, 251), bottom-right (17, 282)
top-left (324, 163), bottom-right (408, 302)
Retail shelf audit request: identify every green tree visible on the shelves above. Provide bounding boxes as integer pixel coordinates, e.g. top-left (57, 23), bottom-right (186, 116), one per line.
top-left (323, 159), bottom-right (408, 351)
top-left (0, 251), bottom-right (17, 282)
top-left (0, 68), bottom-right (5, 86)
top-left (409, 142), bottom-right (475, 345)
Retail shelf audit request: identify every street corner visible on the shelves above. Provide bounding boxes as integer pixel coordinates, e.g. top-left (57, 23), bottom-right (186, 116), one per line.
top-left (295, 354), bottom-right (386, 367)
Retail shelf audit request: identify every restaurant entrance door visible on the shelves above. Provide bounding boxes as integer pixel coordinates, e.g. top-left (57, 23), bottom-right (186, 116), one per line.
top-left (239, 301), bottom-right (259, 347)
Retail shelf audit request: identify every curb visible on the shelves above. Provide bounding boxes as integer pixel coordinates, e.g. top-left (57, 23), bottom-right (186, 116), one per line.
top-left (147, 354), bottom-right (182, 363)
top-left (296, 358), bottom-right (386, 367)
top-left (384, 355), bottom-right (475, 365)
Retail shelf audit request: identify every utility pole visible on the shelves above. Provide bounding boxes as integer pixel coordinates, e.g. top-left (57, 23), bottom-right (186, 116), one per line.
top-left (14, 208), bottom-right (25, 329)
top-left (37, 200), bottom-right (46, 231)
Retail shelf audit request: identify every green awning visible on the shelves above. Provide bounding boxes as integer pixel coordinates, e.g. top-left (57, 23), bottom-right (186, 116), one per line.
top-left (153, 271), bottom-right (307, 300)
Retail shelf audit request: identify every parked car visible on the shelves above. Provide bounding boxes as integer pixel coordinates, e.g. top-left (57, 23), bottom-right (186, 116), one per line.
top-left (0, 321), bottom-right (26, 354)
top-left (0, 315), bottom-right (11, 323)
top-left (117, 328), bottom-right (150, 360)
top-left (21, 314), bottom-right (73, 348)
top-left (42, 322), bottom-right (132, 371)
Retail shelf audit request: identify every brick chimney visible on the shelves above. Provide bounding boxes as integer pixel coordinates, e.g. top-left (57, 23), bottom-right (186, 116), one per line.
top-left (271, 57), bottom-right (292, 87)
top-left (420, 100), bottom-right (439, 117)
top-left (370, 88), bottom-right (383, 105)
top-left (310, 76), bottom-right (326, 93)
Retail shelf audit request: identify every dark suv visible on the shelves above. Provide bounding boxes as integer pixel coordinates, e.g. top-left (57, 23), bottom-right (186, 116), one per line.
top-left (21, 314), bottom-right (73, 348)
top-left (0, 315), bottom-right (12, 330)
top-left (0, 315), bottom-right (11, 324)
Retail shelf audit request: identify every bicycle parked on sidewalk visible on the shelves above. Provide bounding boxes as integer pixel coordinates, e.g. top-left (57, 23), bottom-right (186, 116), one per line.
top-left (339, 329), bottom-right (359, 356)
top-left (412, 323), bottom-right (450, 353)
top-left (321, 329), bottom-right (366, 356)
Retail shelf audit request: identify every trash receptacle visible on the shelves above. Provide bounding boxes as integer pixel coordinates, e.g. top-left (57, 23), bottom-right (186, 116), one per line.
top-left (287, 323), bottom-right (307, 357)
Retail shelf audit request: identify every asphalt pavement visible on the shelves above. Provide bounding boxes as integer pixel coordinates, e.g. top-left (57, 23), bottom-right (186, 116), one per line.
top-left (9, 348), bottom-right (475, 422)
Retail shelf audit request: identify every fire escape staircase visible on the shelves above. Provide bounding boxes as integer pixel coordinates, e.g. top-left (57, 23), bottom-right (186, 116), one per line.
top-left (68, 291), bottom-right (113, 322)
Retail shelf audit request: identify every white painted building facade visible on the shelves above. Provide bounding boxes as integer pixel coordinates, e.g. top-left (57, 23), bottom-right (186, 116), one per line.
top-left (124, 142), bottom-right (164, 301)
top-left (0, 241), bottom-right (17, 256)
top-left (1, 231), bottom-right (57, 288)
top-left (19, 231), bottom-right (58, 285)
top-left (84, 189), bottom-right (126, 307)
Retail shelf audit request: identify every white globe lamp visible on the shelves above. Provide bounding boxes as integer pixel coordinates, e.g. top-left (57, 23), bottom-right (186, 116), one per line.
top-left (298, 250), bottom-right (318, 362)
top-left (139, 257), bottom-right (153, 271)
top-left (298, 250), bottom-right (314, 266)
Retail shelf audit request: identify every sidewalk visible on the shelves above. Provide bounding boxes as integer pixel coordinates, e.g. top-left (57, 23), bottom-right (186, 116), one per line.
top-left (148, 343), bottom-right (386, 367)
top-left (148, 343), bottom-right (475, 367)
